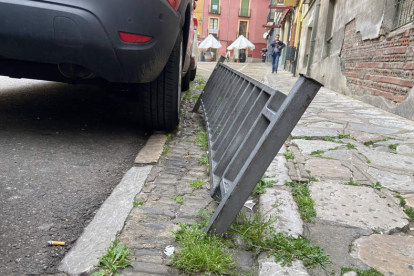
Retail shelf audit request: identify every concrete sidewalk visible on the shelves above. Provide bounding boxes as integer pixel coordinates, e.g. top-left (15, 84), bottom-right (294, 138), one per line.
top-left (262, 65), bottom-right (414, 276)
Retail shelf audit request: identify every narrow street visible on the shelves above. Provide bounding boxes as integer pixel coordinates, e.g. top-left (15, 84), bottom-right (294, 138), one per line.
top-left (0, 77), bottom-right (147, 275)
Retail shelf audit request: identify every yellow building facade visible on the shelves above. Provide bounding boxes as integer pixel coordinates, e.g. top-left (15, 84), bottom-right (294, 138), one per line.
top-left (194, 0), bottom-right (204, 37)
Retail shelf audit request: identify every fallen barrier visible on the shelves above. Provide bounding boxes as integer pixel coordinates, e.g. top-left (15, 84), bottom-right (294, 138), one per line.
top-left (193, 57), bottom-right (323, 234)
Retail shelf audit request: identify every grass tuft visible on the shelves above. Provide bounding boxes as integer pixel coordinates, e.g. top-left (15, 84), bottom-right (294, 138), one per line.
top-left (163, 146), bottom-right (170, 154)
top-left (310, 150), bottom-right (325, 157)
top-left (284, 151), bottom-right (295, 160)
top-left (405, 207), bottom-right (414, 221)
top-left (373, 182), bottom-right (382, 190)
top-left (91, 240), bottom-right (131, 276)
top-left (183, 90), bottom-right (192, 102)
top-left (198, 154), bottom-right (209, 165)
top-left (267, 233), bottom-right (330, 269)
top-left (171, 195), bottom-right (183, 203)
top-left (190, 179), bottom-right (207, 190)
top-left (338, 134), bottom-right (355, 140)
top-left (133, 200), bottom-right (143, 207)
top-left (195, 130), bottom-right (208, 151)
top-left (396, 194), bottom-right (406, 207)
top-left (388, 143), bottom-right (399, 154)
top-left (167, 134), bottom-right (172, 142)
top-left (322, 136), bottom-right (336, 142)
top-left (229, 211), bottom-right (275, 251)
top-left (286, 182), bottom-right (316, 222)
top-left (344, 181), bottom-right (361, 186)
top-left (341, 267), bottom-right (384, 276)
top-left (293, 136), bottom-right (313, 140)
top-left (363, 137), bottom-right (393, 147)
top-left (346, 143), bottom-right (356, 150)
top-left (253, 175), bottom-right (276, 195)
top-left (171, 223), bottom-right (237, 275)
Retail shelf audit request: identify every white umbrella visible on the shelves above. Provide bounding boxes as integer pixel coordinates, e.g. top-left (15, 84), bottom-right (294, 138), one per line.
top-left (199, 34), bottom-right (222, 49)
top-left (227, 35), bottom-right (255, 50)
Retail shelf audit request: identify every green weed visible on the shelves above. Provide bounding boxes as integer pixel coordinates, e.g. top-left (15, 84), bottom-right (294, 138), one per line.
top-left (284, 152), bottom-right (295, 160)
top-left (190, 179), bottom-right (207, 190)
top-left (338, 134), bottom-right (355, 140)
top-left (373, 182), bottom-right (382, 190)
top-left (197, 209), bottom-right (214, 227)
top-left (388, 143), bottom-right (399, 154)
top-left (341, 267), bottom-right (384, 276)
top-left (405, 207), bottom-right (414, 221)
top-left (322, 136), bottom-right (336, 142)
top-left (363, 138), bottom-right (392, 147)
top-left (191, 94), bottom-right (199, 100)
top-left (253, 175), bottom-right (276, 195)
top-left (198, 154), bottom-right (209, 165)
top-left (91, 240), bottom-right (131, 276)
top-left (196, 84), bottom-right (205, 90)
top-left (266, 233), bottom-right (330, 269)
top-left (171, 223), bottom-right (237, 275)
top-left (172, 195), bottom-right (183, 203)
top-left (133, 200), bottom-right (143, 207)
top-left (195, 130), bottom-right (208, 151)
top-left (183, 90), bottom-right (192, 101)
top-left (310, 150), bottom-right (325, 157)
top-left (346, 143), bottom-right (356, 150)
top-left (344, 181), bottom-right (361, 186)
top-left (396, 194), bottom-right (406, 207)
top-left (197, 78), bottom-right (206, 85)
top-left (293, 136), bottom-right (313, 140)
top-left (229, 211), bottom-right (275, 251)
top-left (286, 182), bottom-right (316, 222)
top-left (163, 146), bottom-right (170, 154)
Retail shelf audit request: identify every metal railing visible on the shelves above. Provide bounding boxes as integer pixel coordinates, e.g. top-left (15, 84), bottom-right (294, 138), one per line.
top-left (209, 4), bottom-right (221, 14)
top-left (393, 0), bottom-right (414, 30)
top-left (193, 57), bottom-right (323, 234)
top-left (239, 8), bottom-right (251, 17)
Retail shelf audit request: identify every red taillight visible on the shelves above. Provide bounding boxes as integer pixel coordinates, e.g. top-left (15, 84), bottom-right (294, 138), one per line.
top-left (166, 0), bottom-right (181, 11)
top-left (193, 18), bottom-right (198, 28)
top-left (119, 32), bottom-right (152, 43)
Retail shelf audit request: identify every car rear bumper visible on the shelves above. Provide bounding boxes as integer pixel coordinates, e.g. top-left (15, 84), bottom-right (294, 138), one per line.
top-left (0, 0), bottom-right (187, 83)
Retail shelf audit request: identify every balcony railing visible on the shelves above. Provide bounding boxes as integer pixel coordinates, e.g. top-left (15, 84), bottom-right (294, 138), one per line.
top-left (209, 5), bottom-right (221, 14)
top-left (393, 0), bottom-right (414, 30)
top-left (209, 30), bottom-right (220, 39)
top-left (239, 8), bottom-right (251, 17)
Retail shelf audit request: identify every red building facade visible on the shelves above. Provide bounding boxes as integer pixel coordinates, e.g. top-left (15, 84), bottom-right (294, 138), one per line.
top-left (201, 0), bottom-right (269, 60)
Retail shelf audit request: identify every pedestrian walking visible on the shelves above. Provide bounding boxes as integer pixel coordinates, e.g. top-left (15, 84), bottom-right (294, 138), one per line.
top-left (225, 50), bottom-right (231, 62)
top-left (270, 34), bottom-right (285, 73)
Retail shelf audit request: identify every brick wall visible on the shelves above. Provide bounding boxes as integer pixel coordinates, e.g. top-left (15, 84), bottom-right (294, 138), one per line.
top-left (341, 20), bottom-right (414, 104)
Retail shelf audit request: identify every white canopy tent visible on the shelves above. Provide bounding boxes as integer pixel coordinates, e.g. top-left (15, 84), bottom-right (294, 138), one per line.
top-left (227, 35), bottom-right (255, 50)
top-left (199, 34), bottom-right (222, 49)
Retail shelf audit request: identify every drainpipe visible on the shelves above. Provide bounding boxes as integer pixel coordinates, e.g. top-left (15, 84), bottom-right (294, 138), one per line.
top-left (306, 0), bottom-right (321, 76)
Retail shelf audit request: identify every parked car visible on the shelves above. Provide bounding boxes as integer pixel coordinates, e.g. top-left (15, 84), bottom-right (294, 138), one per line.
top-left (0, 0), bottom-right (196, 130)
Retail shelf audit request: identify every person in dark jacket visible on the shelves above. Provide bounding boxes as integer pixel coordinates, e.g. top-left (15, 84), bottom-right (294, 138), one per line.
top-left (270, 34), bottom-right (286, 73)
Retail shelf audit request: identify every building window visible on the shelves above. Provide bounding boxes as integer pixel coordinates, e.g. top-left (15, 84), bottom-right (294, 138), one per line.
top-left (239, 0), bottom-right (251, 17)
top-left (210, 0), bottom-right (221, 14)
top-left (209, 18), bottom-right (219, 38)
top-left (239, 21), bottom-right (248, 38)
top-left (393, 0), bottom-right (414, 30)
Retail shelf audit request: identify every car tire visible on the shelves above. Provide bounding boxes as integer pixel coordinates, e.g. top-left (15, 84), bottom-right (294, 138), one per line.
top-left (181, 69), bottom-right (191, 91)
top-left (138, 32), bottom-right (183, 130)
top-left (190, 67), bottom-right (196, 81)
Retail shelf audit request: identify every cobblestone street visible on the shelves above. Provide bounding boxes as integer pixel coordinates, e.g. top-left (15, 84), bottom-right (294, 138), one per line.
top-left (116, 61), bottom-right (414, 276)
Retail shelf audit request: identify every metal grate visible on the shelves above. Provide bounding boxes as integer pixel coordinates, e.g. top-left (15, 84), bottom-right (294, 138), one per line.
top-left (393, 0), bottom-right (414, 30)
top-left (193, 57), bottom-right (323, 234)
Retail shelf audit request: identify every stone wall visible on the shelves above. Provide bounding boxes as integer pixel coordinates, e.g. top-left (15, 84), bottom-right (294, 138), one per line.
top-left (341, 19), bottom-right (414, 105)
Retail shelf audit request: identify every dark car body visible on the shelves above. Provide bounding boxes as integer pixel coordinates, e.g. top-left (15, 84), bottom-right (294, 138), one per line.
top-left (0, 0), bottom-right (194, 84)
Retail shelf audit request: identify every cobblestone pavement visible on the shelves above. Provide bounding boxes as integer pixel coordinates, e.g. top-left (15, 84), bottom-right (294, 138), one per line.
top-left (118, 61), bottom-right (414, 276)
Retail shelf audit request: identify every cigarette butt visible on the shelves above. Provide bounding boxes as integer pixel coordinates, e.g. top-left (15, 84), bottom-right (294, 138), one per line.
top-left (47, 241), bottom-right (65, 246)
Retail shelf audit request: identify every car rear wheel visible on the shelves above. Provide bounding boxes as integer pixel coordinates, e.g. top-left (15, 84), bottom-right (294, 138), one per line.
top-left (190, 67), bottom-right (196, 81)
top-left (138, 32), bottom-right (182, 130)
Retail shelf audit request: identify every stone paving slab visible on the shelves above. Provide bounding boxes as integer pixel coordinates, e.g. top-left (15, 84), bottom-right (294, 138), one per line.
top-left (134, 134), bottom-right (168, 164)
top-left (304, 219), bottom-right (371, 276)
top-left (292, 140), bottom-right (342, 155)
top-left (258, 253), bottom-right (308, 276)
top-left (367, 167), bottom-right (414, 193)
top-left (310, 181), bottom-right (409, 233)
top-left (352, 234), bottom-right (414, 276)
top-left (260, 187), bottom-right (303, 238)
top-left (305, 159), bottom-right (352, 180)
